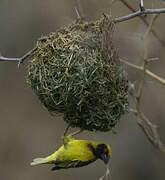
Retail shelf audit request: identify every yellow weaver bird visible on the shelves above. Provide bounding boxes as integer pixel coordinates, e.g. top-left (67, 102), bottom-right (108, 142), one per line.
top-left (31, 136), bottom-right (111, 170)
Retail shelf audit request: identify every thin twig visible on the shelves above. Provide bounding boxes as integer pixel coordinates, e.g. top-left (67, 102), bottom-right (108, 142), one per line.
top-left (140, 0), bottom-right (145, 11)
top-left (68, 129), bottom-right (83, 137)
top-left (129, 14), bottom-right (165, 155)
top-left (0, 47), bottom-right (37, 66)
top-left (63, 124), bottom-right (83, 137)
top-left (140, 0), bottom-right (144, 8)
top-left (74, 7), bottom-right (81, 20)
top-left (63, 124), bottom-right (71, 137)
top-left (135, 60), bottom-right (147, 119)
top-left (75, 0), bottom-right (84, 20)
top-left (114, 8), bottom-right (165, 23)
top-left (158, 0), bottom-right (165, 7)
top-left (143, 15), bottom-right (158, 43)
top-left (130, 109), bottom-right (165, 154)
top-left (136, 14), bottom-right (156, 129)
top-left (159, 0), bottom-right (165, 7)
top-left (120, 0), bottom-right (137, 13)
top-left (136, 15), bottom-right (158, 117)
top-left (119, 0), bottom-right (165, 48)
top-left (120, 58), bottom-right (165, 86)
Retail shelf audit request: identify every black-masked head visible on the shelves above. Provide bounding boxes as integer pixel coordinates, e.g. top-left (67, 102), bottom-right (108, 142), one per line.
top-left (95, 144), bottom-right (111, 164)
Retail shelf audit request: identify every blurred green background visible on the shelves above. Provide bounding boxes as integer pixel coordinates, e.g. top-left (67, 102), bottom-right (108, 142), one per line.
top-left (0, 0), bottom-right (165, 180)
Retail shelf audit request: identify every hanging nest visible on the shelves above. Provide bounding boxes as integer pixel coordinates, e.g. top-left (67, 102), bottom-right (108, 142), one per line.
top-left (27, 15), bottom-right (128, 132)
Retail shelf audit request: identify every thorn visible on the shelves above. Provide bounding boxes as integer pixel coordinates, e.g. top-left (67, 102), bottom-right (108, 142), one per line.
top-left (139, 1), bottom-right (146, 17)
top-left (139, 1), bottom-right (145, 12)
top-left (17, 59), bottom-right (22, 68)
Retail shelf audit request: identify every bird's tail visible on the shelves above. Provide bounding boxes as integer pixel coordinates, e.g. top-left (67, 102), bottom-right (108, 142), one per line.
top-left (30, 157), bottom-right (50, 166)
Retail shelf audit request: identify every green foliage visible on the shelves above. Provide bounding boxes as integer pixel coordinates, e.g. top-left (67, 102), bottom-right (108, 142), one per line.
top-left (27, 15), bottom-right (128, 132)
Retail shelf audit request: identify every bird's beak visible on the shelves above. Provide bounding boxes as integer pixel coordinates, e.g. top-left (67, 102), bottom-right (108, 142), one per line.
top-left (100, 153), bottom-right (110, 164)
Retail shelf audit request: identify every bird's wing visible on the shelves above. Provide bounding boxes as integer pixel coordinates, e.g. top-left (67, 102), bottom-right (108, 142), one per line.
top-left (51, 159), bottom-right (96, 170)
top-left (50, 140), bottom-right (97, 170)
top-left (57, 140), bottom-right (96, 162)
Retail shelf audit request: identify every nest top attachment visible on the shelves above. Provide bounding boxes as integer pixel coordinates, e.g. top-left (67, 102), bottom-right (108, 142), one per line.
top-left (27, 15), bottom-right (128, 132)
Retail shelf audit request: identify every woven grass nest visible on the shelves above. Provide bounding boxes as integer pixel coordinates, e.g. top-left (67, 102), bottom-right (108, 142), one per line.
top-left (27, 15), bottom-right (128, 132)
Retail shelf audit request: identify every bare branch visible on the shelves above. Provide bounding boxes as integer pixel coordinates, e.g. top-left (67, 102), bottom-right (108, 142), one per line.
top-left (135, 60), bottom-right (147, 117)
top-left (1, 3), bottom-right (165, 65)
top-left (130, 109), bottom-right (165, 154)
top-left (136, 14), bottom-right (157, 128)
top-left (158, 0), bottom-right (165, 7)
top-left (136, 16), bottom-right (158, 112)
top-left (114, 8), bottom-right (165, 23)
top-left (120, 58), bottom-right (165, 86)
top-left (119, 0), bottom-right (165, 48)
top-left (127, 14), bottom-right (165, 155)
top-left (68, 129), bottom-right (83, 137)
top-left (0, 47), bottom-right (37, 66)
top-left (63, 124), bottom-right (83, 137)
top-left (63, 124), bottom-right (71, 137)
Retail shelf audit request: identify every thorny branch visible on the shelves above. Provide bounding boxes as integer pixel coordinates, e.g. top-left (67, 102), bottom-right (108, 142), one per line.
top-left (129, 14), bottom-right (165, 154)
